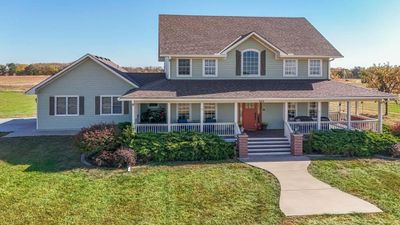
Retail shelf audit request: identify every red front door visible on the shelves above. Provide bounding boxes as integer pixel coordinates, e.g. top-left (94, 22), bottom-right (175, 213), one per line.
top-left (242, 103), bottom-right (258, 131)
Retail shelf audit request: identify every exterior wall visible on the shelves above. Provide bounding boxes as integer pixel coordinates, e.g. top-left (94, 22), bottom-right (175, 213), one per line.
top-left (169, 37), bottom-right (329, 80)
top-left (37, 59), bottom-right (133, 130)
top-left (168, 103), bottom-right (234, 123)
top-left (262, 103), bottom-right (284, 129)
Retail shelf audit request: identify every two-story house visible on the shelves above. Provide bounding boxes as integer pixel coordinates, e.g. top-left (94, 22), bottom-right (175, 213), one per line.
top-left (27, 15), bottom-right (395, 156)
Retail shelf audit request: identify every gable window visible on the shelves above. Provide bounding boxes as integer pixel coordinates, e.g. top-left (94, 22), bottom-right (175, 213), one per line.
top-left (177, 59), bottom-right (191, 76)
top-left (283, 59), bottom-right (298, 77)
top-left (101, 96), bottom-right (122, 115)
top-left (287, 102), bottom-right (297, 121)
top-left (309, 59), bottom-right (322, 76)
top-left (55, 96), bottom-right (79, 116)
top-left (177, 103), bottom-right (191, 121)
top-left (308, 102), bottom-right (318, 119)
top-left (204, 103), bottom-right (217, 122)
top-left (242, 50), bottom-right (260, 76)
top-left (203, 59), bottom-right (217, 76)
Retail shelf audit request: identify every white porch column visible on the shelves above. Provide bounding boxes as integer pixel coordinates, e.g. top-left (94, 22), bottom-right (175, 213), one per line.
top-left (200, 102), bottom-right (204, 132)
top-left (317, 102), bottom-right (322, 130)
top-left (347, 101), bottom-right (351, 129)
top-left (234, 102), bottom-right (238, 125)
top-left (284, 102), bottom-right (288, 122)
top-left (167, 102), bottom-right (171, 132)
top-left (131, 101), bottom-right (136, 131)
top-left (378, 99), bottom-right (383, 133)
top-left (355, 101), bottom-right (359, 115)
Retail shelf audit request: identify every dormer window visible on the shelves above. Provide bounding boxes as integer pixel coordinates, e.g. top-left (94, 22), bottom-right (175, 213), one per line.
top-left (242, 50), bottom-right (260, 76)
top-left (177, 59), bottom-right (191, 76)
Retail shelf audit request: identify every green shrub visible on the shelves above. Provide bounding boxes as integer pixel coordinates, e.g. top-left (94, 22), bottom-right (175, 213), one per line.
top-left (122, 130), bottom-right (235, 162)
top-left (74, 123), bottom-right (120, 154)
top-left (309, 129), bottom-right (398, 156)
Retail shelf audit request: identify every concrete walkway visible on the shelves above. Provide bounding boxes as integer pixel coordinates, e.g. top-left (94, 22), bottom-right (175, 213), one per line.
top-left (242, 155), bottom-right (382, 216)
top-left (0, 118), bottom-right (78, 137)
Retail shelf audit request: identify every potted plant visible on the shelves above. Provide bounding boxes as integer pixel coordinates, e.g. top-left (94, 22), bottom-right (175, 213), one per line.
top-left (262, 122), bottom-right (268, 130)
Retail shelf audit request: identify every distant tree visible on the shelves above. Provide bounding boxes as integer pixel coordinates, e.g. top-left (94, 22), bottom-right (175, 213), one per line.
top-left (16, 64), bottom-right (28, 75)
top-left (351, 66), bottom-right (363, 78)
top-left (24, 64), bottom-right (39, 75)
top-left (0, 64), bottom-right (7, 75)
top-left (6, 63), bottom-right (16, 75)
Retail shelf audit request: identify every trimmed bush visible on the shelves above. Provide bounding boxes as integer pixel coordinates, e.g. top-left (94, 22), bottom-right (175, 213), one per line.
top-left (75, 123), bottom-right (120, 154)
top-left (113, 147), bottom-right (137, 168)
top-left (391, 143), bottom-right (400, 158)
top-left (391, 122), bottom-right (400, 137)
top-left (308, 129), bottom-right (398, 156)
top-left (94, 150), bottom-right (115, 167)
top-left (121, 130), bottom-right (235, 162)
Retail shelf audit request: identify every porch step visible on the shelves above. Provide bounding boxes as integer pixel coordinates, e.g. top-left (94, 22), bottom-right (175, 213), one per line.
top-left (247, 137), bottom-right (291, 156)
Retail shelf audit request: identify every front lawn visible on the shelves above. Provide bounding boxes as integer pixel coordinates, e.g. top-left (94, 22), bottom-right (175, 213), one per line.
top-left (0, 136), bottom-right (282, 225)
top-left (0, 91), bottom-right (36, 118)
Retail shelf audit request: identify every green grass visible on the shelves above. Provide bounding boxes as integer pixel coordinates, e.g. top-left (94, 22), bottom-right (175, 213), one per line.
top-left (0, 91), bottom-right (36, 118)
top-left (0, 136), bottom-right (283, 225)
top-left (285, 158), bottom-right (400, 224)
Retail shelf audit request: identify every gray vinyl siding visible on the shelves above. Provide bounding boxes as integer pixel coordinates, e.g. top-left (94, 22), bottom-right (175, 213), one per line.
top-left (262, 103), bottom-right (284, 129)
top-left (36, 59), bottom-right (133, 130)
top-left (296, 102), bottom-right (329, 117)
top-left (169, 38), bottom-right (329, 79)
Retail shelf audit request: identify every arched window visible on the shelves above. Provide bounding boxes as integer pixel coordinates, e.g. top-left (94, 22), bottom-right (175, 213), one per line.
top-left (242, 50), bottom-right (260, 75)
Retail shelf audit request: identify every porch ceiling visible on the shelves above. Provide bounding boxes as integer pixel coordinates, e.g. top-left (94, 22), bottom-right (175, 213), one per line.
top-left (121, 79), bottom-right (396, 101)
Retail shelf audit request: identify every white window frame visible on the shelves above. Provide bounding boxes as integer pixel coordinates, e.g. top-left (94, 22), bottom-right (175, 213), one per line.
top-left (148, 103), bottom-right (159, 109)
top-left (287, 102), bottom-right (297, 121)
top-left (203, 103), bottom-right (218, 122)
top-left (176, 103), bottom-right (192, 121)
top-left (202, 59), bottom-right (218, 77)
top-left (54, 95), bottom-right (79, 116)
top-left (308, 102), bottom-right (318, 119)
top-left (100, 95), bottom-right (123, 116)
top-left (308, 59), bottom-right (322, 77)
top-left (283, 59), bottom-right (298, 77)
top-left (241, 49), bottom-right (261, 77)
top-left (176, 58), bottom-right (192, 77)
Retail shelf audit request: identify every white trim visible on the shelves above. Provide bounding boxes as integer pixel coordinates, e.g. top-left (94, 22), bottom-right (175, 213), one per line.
top-left (283, 59), bottom-right (298, 77)
top-left (36, 96), bottom-right (39, 129)
top-left (176, 103), bottom-right (192, 122)
top-left (280, 55), bottom-right (342, 58)
top-left (26, 54), bottom-right (138, 94)
top-left (307, 102), bottom-right (318, 118)
top-left (100, 95), bottom-right (124, 116)
top-left (176, 58), bottom-right (192, 77)
top-left (161, 54), bottom-right (225, 58)
top-left (308, 59), bottom-right (323, 77)
top-left (287, 102), bottom-right (297, 121)
top-left (241, 49), bottom-right (261, 77)
top-left (202, 59), bottom-right (218, 77)
top-left (54, 95), bottom-right (79, 116)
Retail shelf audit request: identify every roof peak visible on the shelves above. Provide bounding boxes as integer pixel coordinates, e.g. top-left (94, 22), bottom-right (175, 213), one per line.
top-left (159, 14), bottom-right (306, 20)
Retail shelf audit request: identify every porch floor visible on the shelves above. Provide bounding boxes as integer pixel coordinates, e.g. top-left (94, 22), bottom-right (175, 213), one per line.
top-left (246, 129), bottom-right (285, 138)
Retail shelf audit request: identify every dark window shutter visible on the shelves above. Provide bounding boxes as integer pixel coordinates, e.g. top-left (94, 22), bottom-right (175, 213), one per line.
top-left (260, 50), bottom-right (266, 76)
top-left (49, 96), bottom-right (55, 115)
top-left (236, 50), bottom-right (241, 76)
top-left (95, 96), bottom-right (100, 115)
top-left (124, 101), bottom-right (129, 114)
top-left (79, 96), bottom-right (84, 115)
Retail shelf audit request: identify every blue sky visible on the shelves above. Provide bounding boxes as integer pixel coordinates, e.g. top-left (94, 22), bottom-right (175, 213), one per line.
top-left (0, 0), bottom-right (399, 68)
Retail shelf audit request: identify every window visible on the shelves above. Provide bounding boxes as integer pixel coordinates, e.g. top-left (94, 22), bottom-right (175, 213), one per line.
top-left (177, 59), bottom-right (191, 76)
top-left (203, 59), bottom-right (217, 76)
top-left (101, 96), bottom-right (122, 115)
top-left (55, 96), bottom-right (78, 116)
top-left (309, 102), bottom-right (318, 119)
top-left (177, 103), bottom-right (191, 121)
top-left (309, 59), bottom-right (322, 76)
top-left (242, 50), bottom-right (259, 75)
top-left (283, 59), bottom-right (298, 76)
top-left (288, 102), bottom-right (297, 121)
top-left (148, 103), bottom-right (159, 109)
top-left (203, 103), bottom-right (217, 122)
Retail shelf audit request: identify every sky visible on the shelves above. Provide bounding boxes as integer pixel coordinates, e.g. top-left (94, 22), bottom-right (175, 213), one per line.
top-left (0, 0), bottom-right (399, 68)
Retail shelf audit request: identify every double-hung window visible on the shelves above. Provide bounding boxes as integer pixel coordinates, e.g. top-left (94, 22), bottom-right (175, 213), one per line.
top-left (55, 96), bottom-right (78, 116)
top-left (242, 50), bottom-right (259, 76)
top-left (309, 102), bottom-right (318, 119)
top-left (203, 103), bottom-right (217, 122)
top-left (177, 59), bottom-right (191, 76)
top-left (287, 102), bottom-right (297, 121)
top-left (283, 59), bottom-right (298, 77)
top-left (101, 96), bottom-right (122, 115)
top-left (309, 59), bottom-right (322, 76)
top-left (203, 59), bottom-right (217, 76)
top-left (177, 103), bottom-right (191, 121)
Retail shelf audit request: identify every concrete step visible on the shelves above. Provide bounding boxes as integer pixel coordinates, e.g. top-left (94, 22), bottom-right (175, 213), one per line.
top-left (248, 145), bottom-right (291, 149)
top-left (248, 137), bottom-right (288, 141)
top-left (248, 148), bottom-right (291, 152)
top-left (248, 151), bottom-right (291, 156)
top-left (248, 140), bottom-right (289, 144)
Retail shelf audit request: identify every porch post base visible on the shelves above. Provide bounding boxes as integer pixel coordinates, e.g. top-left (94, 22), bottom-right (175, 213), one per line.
top-left (237, 133), bottom-right (248, 158)
top-left (291, 133), bottom-right (303, 156)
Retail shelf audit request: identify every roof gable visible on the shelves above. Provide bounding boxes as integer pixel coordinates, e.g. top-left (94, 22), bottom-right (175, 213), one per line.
top-left (159, 15), bottom-right (343, 58)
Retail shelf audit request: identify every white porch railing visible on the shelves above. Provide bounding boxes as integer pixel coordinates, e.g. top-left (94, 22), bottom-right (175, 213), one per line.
top-left (284, 121), bottom-right (294, 143)
top-left (136, 122), bottom-right (237, 136)
top-left (288, 119), bottom-right (379, 135)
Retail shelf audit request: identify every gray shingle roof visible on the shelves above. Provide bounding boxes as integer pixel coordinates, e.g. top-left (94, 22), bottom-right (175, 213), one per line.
top-left (159, 15), bottom-right (343, 57)
top-left (122, 79), bottom-right (394, 100)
